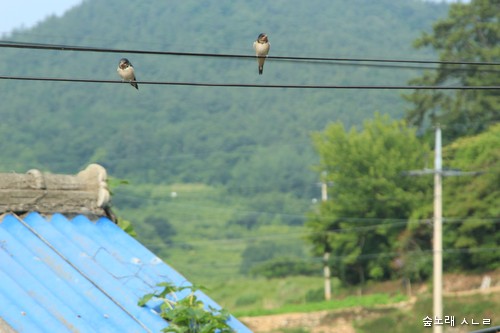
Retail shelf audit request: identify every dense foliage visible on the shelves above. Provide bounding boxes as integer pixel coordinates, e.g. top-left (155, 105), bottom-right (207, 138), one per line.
top-left (404, 0), bottom-right (500, 141)
top-left (442, 125), bottom-right (500, 270)
top-left (307, 115), bottom-right (431, 284)
top-left (408, 124), bottom-right (500, 272)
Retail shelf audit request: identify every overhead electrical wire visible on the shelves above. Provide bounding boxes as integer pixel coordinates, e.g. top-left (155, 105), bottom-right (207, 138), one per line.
top-left (1, 40), bottom-right (500, 67)
top-left (150, 218), bottom-right (500, 246)
top-left (142, 246), bottom-right (500, 269)
top-left (0, 75), bottom-right (498, 90)
top-left (0, 41), bottom-right (498, 88)
top-left (3, 40), bottom-right (500, 73)
top-left (113, 192), bottom-right (500, 227)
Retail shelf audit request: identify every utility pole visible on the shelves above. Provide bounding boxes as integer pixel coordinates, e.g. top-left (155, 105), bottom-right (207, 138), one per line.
top-left (433, 127), bottom-right (443, 333)
top-left (321, 171), bottom-right (332, 301)
top-left (405, 126), bottom-right (481, 333)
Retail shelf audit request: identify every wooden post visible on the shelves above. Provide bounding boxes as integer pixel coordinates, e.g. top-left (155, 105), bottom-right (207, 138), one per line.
top-left (323, 251), bottom-right (331, 301)
top-left (321, 173), bottom-right (332, 301)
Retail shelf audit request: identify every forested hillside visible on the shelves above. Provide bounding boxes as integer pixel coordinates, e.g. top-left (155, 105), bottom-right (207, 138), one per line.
top-left (0, 0), bottom-right (447, 194)
top-left (0, 0), bottom-right (452, 285)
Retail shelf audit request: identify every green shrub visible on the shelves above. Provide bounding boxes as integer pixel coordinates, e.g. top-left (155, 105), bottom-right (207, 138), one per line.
top-left (139, 283), bottom-right (234, 333)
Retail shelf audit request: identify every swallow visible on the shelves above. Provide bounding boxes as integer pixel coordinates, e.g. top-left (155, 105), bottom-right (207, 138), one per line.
top-left (117, 58), bottom-right (138, 90)
top-left (253, 33), bottom-right (270, 75)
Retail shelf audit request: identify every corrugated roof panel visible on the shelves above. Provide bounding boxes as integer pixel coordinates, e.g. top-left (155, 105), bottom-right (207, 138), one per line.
top-left (0, 213), bottom-right (252, 333)
top-left (0, 231), bottom-right (118, 333)
top-left (0, 216), bottom-right (144, 332)
top-left (0, 213), bottom-right (164, 332)
top-left (21, 213), bottom-right (166, 332)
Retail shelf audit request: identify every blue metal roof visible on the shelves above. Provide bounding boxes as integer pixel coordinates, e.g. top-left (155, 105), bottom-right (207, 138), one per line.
top-left (0, 212), bottom-right (251, 333)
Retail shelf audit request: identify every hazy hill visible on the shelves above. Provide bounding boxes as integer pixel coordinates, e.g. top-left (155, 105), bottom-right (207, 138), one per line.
top-left (0, 0), bottom-right (448, 198)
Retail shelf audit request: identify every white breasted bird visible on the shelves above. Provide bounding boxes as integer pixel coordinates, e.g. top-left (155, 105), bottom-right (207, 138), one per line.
top-left (117, 58), bottom-right (138, 90)
top-left (253, 33), bottom-right (270, 75)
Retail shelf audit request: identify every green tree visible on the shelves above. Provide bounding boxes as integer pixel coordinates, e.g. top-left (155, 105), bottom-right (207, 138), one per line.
top-left (405, 124), bottom-right (500, 273)
top-left (442, 124), bottom-right (500, 270)
top-left (404, 0), bottom-right (500, 141)
top-left (306, 115), bottom-right (430, 285)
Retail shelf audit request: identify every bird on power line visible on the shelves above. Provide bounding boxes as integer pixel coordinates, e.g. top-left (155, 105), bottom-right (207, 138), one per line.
top-left (116, 58), bottom-right (138, 90)
top-left (253, 33), bottom-right (270, 75)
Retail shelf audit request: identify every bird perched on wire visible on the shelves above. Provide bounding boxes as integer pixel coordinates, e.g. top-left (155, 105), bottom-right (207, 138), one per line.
top-left (117, 58), bottom-right (138, 90)
top-left (253, 33), bottom-right (270, 75)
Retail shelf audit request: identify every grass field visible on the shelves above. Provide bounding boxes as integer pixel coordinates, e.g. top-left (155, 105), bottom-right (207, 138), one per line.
top-left (114, 182), bottom-right (313, 285)
top-left (233, 292), bottom-right (407, 317)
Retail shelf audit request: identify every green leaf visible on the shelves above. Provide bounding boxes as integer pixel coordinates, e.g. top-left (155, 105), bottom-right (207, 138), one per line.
top-left (138, 293), bottom-right (155, 307)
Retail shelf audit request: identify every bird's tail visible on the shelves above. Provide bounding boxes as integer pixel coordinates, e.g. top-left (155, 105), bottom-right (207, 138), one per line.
top-left (258, 57), bottom-right (265, 75)
top-left (131, 81), bottom-right (139, 90)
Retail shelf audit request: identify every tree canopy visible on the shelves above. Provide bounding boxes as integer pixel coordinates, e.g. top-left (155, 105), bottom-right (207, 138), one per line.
top-left (307, 115), bottom-right (431, 284)
top-left (404, 0), bottom-right (500, 141)
top-left (438, 124), bottom-right (500, 271)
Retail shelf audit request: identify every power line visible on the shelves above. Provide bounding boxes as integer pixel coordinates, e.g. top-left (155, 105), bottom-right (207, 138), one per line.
top-left (115, 189), bottom-right (500, 223)
top-left (159, 218), bottom-right (500, 246)
top-left (127, 213), bottom-right (500, 249)
top-left (1, 41), bottom-right (500, 67)
top-left (143, 245), bottom-right (500, 267)
top-left (0, 75), bottom-right (498, 90)
top-left (279, 59), bottom-right (500, 73)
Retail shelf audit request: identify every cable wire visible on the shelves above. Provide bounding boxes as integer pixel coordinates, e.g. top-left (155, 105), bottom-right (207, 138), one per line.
top-left (143, 246), bottom-right (500, 268)
top-left (1, 40), bottom-right (500, 66)
top-left (0, 75), bottom-right (498, 90)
